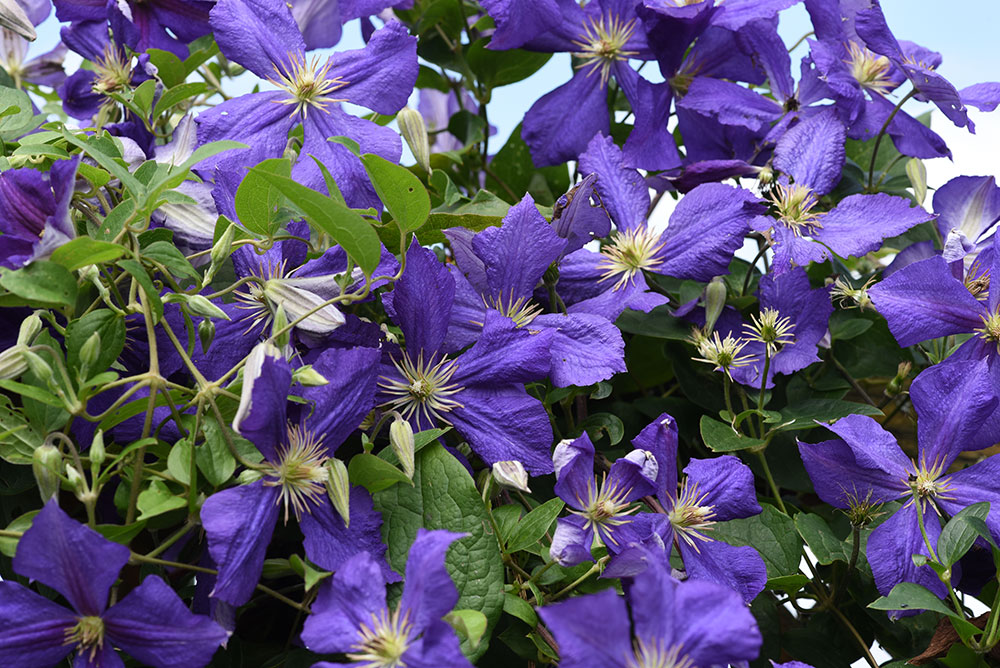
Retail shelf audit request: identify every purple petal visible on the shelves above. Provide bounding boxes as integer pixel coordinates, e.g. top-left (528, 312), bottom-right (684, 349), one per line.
top-left (553, 432), bottom-right (598, 510)
top-left (329, 21), bottom-right (417, 114)
top-left (0, 582), bottom-right (76, 666)
top-left (383, 240), bottom-right (453, 356)
top-left (578, 132), bottom-right (649, 233)
top-left (938, 455), bottom-right (1000, 543)
top-left (301, 551), bottom-right (387, 654)
top-left (209, 0), bottom-right (304, 78)
top-left (13, 501), bottom-right (129, 616)
top-left (565, 270), bottom-right (670, 321)
top-left (850, 95), bottom-right (951, 159)
top-left (867, 503), bottom-right (946, 601)
top-left (405, 618), bottom-right (473, 668)
top-left (532, 312), bottom-right (626, 387)
top-left (631, 412), bottom-right (678, 508)
top-left (444, 227), bottom-right (488, 294)
top-left (933, 175), bottom-right (1000, 244)
top-left (960, 82), bottom-right (1000, 112)
top-left (817, 193), bottom-right (934, 260)
top-left (710, 0), bottom-right (801, 30)
top-left (522, 69), bottom-right (609, 168)
top-left (399, 529), bottom-right (465, 632)
top-left (797, 432), bottom-right (907, 508)
top-left (615, 64), bottom-right (681, 171)
top-left (773, 110), bottom-right (845, 196)
top-left (232, 342), bottom-right (291, 462)
top-left (760, 267), bottom-right (833, 377)
top-left (683, 456), bottom-right (761, 521)
top-left (681, 539), bottom-right (767, 604)
top-left (195, 91), bottom-right (291, 174)
top-left (550, 515), bottom-right (596, 567)
top-left (537, 589), bottom-right (631, 668)
top-left (551, 173), bottom-right (613, 255)
top-left (453, 309), bottom-right (553, 385)
top-left (300, 487), bottom-right (396, 580)
top-left (443, 266), bottom-right (488, 353)
top-left (290, 0), bottom-right (342, 50)
top-left (301, 346), bottom-right (379, 449)
top-left (103, 576), bottom-right (227, 668)
top-left (480, 0), bottom-right (561, 50)
top-left (677, 77), bottom-right (781, 131)
top-left (608, 449), bottom-right (659, 502)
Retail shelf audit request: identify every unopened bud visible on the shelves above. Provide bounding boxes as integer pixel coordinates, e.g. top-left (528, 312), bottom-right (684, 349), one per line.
top-left (325, 458), bottom-right (351, 528)
top-left (885, 361), bottom-right (912, 397)
top-left (17, 313), bottom-right (42, 346)
top-left (164, 293), bottom-right (231, 320)
top-left (703, 276), bottom-right (727, 334)
top-left (758, 165), bottom-right (774, 186)
top-left (203, 220), bottom-right (236, 288)
top-left (65, 463), bottom-right (86, 495)
top-left (397, 107), bottom-right (431, 174)
top-left (292, 365), bottom-right (328, 387)
top-left (22, 350), bottom-right (53, 382)
top-left (89, 430), bottom-right (106, 467)
top-left (389, 415), bottom-right (415, 479)
top-left (0, 345), bottom-right (28, 379)
top-left (237, 468), bottom-right (263, 485)
top-left (906, 158), bottom-right (927, 206)
top-left (79, 332), bottom-right (101, 370)
top-left (198, 319), bottom-right (215, 354)
top-left (271, 302), bottom-right (291, 348)
top-left (492, 460), bottom-right (531, 493)
top-left (32, 444), bottom-right (62, 501)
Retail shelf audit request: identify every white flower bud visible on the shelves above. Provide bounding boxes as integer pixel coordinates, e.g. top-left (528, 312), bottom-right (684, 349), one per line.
top-left (492, 460), bottom-right (531, 493)
top-left (389, 415), bottom-right (415, 479)
top-left (703, 276), bottom-right (727, 335)
top-left (32, 444), bottom-right (62, 501)
top-left (0, 345), bottom-right (28, 379)
top-left (292, 365), bottom-right (329, 387)
top-left (17, 313), bottom-right (42, 346)
top-left (325, 458), bottom-right (351, 528)
top-left (397, 107), bottom-right (431, 174)
top-left (79, 332), bottom-right (101, 370)
top-left (89, 430), bottom-right (106, 467)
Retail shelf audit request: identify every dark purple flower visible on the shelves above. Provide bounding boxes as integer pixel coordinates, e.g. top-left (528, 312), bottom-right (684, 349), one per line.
top-left (201, 341), bottom-right (394, 607)
top-left (0, 501), bottom-right (227, 667)
top-left (301, 529), bottom-right (472, 668)
top-left (539, 552), bottom-right (762, 668)
top-left (549, 432), bottom-right (658, 566)
top-left (0, 156), bottom-right (78, 269)
top-left (379, 241), bottom-right (556, 474)
top-left (798, 360), bottom-right (1000, 608)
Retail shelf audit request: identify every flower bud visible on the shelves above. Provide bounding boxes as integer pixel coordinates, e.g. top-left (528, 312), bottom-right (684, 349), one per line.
top-left (79, 332), bottom-right (101, 370)
top-left (202, 220), bottom-right (236, 288)
top-left (885, 361), bottom-right (912, 398)
top-left (906, 158), bottom-right (927, 206)
top-left (703, 276), bottom-right (727, 334)
top-left (22, 350), bottom-right (53, 383)
top-left (325, 458), bottom-right (351, 528)
top-left (65, 463), bottom-right (86, 496)
top-left (164, 293), bottom-right (231, 321)
top-left (271, 302), bottom-right (291, 349)
top-left (198, 318), bottom-right (215, 354)
top-left (397, 107), bottom-right (431, 174)
top-left (237, 468), bottom-right (263, 485)
top-left (389, 415), bottom-right (415, 479)
top-left (89, 430), bottom-right (106, 467)
top-left (32, 444), bottom-right (62, 501)
top-left (17, 313), bottom-right (42, 346)
top-left (292, 365), bottom-right (328, 387)
top-left (0, 345), bottom-right (28, 379)
top-left (492, 460), bottom-right (531, 493)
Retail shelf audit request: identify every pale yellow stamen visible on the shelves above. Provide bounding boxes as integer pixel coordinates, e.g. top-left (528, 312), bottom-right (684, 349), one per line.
top-left (572, 15), bottom-right (640, 86)
top-left (378, 352), bottom-right (464, 425)
top-left (268, 52), bottom-right (349, 118)
top-left (597, 227), bottom-right (666, 291)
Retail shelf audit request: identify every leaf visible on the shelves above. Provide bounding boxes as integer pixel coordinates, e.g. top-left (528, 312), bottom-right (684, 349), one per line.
top-left (167, 438), bottom-right (193, 485)
top-left (938, 502), bottom-right (993, 567)
top-left (136, 480), bottom-right (187, 520)
top-left (775, 399), bottom-right (884, 432)
top-left (579, 412), bottom-right (624, 445)
top-left (50, 237), bottom-right (125, 271)
top-left (117, 258), bottom-right (164, 323)
top-left (0, 510), bottom-right (38, 557)
top-left (147, 49), bottom-right (186, 88)
top-left (446, 609), bottom-right (488, 650)
top-left (373, 444), bottom-right (504, 661)
top-left (713, 505), bottom-right (802, 578)
top-left (829, 318), bottom-right (873, 341)
top-left (141, 240), bottom-right (201, 283)
top-left (60, 129), bottom-right (144, 198)
top-left (235, 158), bottom-right (293, 236)
top-left (699, 415), bottom-right (767, 452)
top-left (152, 82), bottom-right (210, 118)
top-left (0, 87), bottom-right (35, 136)
top-left (869, 582), bottom-right (958, 618)
top-left (794, 513), bottom-right (854, 565)
top-left (247, 162), bottom-right (382, 275)
top-left (447, 110), bottom-right (487, 147)
top-left (615, 305), bottom-right (694, 340)
top-left (466, 40), bottom-right (552, 88)
top-left (484, 122), bottom-right (569, 205)
top-left (95, 522), bottom-right (147, 545)
top-left (766, 573), bottom-right (810, 594)
top-left (66, 310), bottom-right (127, 377)
top-left (349, 452), bottom-right (412, 493)
top-left (360, 153), bottom-right (430, 232)
top-left (0, 261), bottom-right (77, 306)
top-left (0, 394), bottom-right (43, 464)
top-left (0, 379), bottom-right (64, 408)
top-left (506, 498), bottom-right (564, 553)
top-left (503, 593), bottom-right (538, 626)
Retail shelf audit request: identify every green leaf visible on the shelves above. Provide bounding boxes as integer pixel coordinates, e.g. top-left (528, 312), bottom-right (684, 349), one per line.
top-left (775, 399), bottom-right (884, 432)
top-left (699, 415), bottom-right (767, 452)
top-left (0, 510), bottom-right (38, 557)
top-left (200, 414), bottom-right (262, 474)
top-left (0, 379), bottom-right (64, 408)
top-left (373, 444), bottom-right (504, 660)
top-left (446, 609), bottom-right (488, 650)
top-left (131, 79), bottom-right (157, 117)
top-left (235, 158), bottom-right (293, 236)
top-left (503, 593), bottom-right (538, 626)
top-left (506, 498), bottom-right (564, 553)
top-left (579, 412), bottom-right (624, 445)
top-left (247, 162), bottom-right (382, 275)
top-left (492, 504), bottom-right (522, 546)
top-left (360, 153), bottom-right (431, 232)
top-left (466, 40), bottom-right (552, 88)
top-left (95, 521), bottom-right (147, 545)
top-left (349, 452), bottom-right (412, 493)
top-left (136, 480), bottom-right (187, 520)
top-left (938, 502), bottom-right (993, 567)
top-left (0, 87), bottom-right (35, 136)
top-left (141, 240), bottom-right (201, 283)
top-left (794, 513), bottom-right (854, 565)
top-left (152, 82), bottom-right (210, 118)
top-left (447, 110), bottom-right (487, 147)
top-left (869, 582), bottom-right (957, 617)
top-left (713, 505), bottom-right (801, 578)
top-left (167, 438), bottom-right (193, 485)
top-left (615, 305), bottom-right (695, 340)
top-left (117, 258), bottom-right (164, 323)
top-left (0, 261), bottom-right (77, 306)
top-left (12, 143), bottom-right (70, 159)
top-left (50, 237), bottom-right (125, 271)
top-left (97, 199), bottom-right (136, 241)
top-left (484, 122), bottom-right (569, 205)
top-left (66, 310), bottom-right (127, 377)
top-left (829, 318), bottom-right (873, 341)
top-left (766, 573), bottom-right (810, 594)
top-left (147, 49), bottom-right (186, 88)
top-left (60, 129), bottom-right (144, 198)
top-left (0, 394), bottom-right (43, 464)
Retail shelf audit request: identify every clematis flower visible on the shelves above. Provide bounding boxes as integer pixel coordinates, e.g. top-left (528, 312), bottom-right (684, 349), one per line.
top-left (196, 0), bottom-right (417, 211)
top-left (933, 175), bottom-right (1000, 266)
top-left (201, 342), bottom-right (395, 607)
top-left (0, 156), bottom-right (79, 269)
top-left (539, 551), bottom-right (762, 668)
top-left (0, 29), bottom-right (67, 90)
top-left (378, 241), bottom-right (556, 474)
top-left (0, 501), bottom-right (227, 667)
top-left (288, 0), bottom-right (414, 51)
top-left (444, 193), bottom-right (626, 387)
top-left (301, 529), bottom-right (472, 668)
top-left (549, 432), bottom-right (658, 566)
top-left (629, 413), bottom-right (767, 602)
top-left (798, 360), bottom-right (1000, 607)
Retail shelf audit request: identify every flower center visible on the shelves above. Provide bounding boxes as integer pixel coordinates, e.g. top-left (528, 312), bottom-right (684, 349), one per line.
top-left (743, 307), bottom-right (795, 354)
top-left (268, 52), bottom-right (349, 118)
top-left (770, 183), bottom-right (823, 237)
top-left (379, 352), bottom-right (464, 424)
top-left (667, 479), bottom-right (716, 550)
top-left (845, 42), bottom-right (894, 96)
top-left (628, 639), bottom-right (695, 668)
top-left (571, 472), bottom-right (641, 545)
top-left (903, 459), bottom-right (955, 512)
top-left (483, 292), bottom-right (544, 328)
top-left (92, 44), bottom-right (132, 95)
top-left (691, 330), bottom-right (753, 380)
top-left (65, 615), bottom-right (105, 662)
top-left (977, 310), bottom-right (1000, 343)
top-left (572, 14), bottom-right (640, 85)
top-left (348, 608), bottom-right (414, 668)
top-left (597, 227), bottom-right (666, 291)
top-left (263, 424), bottom-right (329, 522)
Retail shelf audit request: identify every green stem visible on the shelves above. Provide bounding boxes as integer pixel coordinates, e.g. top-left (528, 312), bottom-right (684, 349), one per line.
top-left (867, 89), bottom-right (916, 191)
top-left (545, 560), bottom-right (603, 603)
top-left (755, 450), bottom-right (786, 514)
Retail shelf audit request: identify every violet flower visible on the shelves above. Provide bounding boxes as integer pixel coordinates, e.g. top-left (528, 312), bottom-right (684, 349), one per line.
top-left (201, 342), bottom-right (395, 607)
top-left (0, 30), bottom-right (67, 90)
top-left (933, 175), bottom-right (1000, 265)
top-left (0, 501), bottom-right (227, 667)
top-left (539, 551), bottom-right (762, 668)
top-left (289, 0), bottom-right (413, 51)
top-left (0, 156), bottom-right (78, 269)
top-left (549, 432), bottom-right (658, 566)
top-left (798, 360), bottom-right (1000, 607)
top-left (301, 529), bottom-right (472, 668)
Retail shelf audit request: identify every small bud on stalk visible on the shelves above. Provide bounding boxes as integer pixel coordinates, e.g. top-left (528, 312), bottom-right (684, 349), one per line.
top-left (703, 276), bottom-right (727, 335)
top-left (389, 414), bottom-right (415, 479)
top-left (325, 458), bottom-right (351, 528)
top-left (397, 107), bottom-right (431, 174)
top-left (32, 444), bottom-right (62, 501)
top-left (492, 460), bottom-right (531, 493)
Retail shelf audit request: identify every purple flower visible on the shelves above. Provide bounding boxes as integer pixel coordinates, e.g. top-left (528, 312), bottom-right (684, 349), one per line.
top-left (630, 413), bottom-right (767, 602)
top-left (933, 175), bottom-right (1000, 265)
top-left (196, 0), bottom-right (417, 210)
top-left (0, 501), bottom-right (227, 667)
top-left (444, 193), bottom-right (626, 387)
top-left (201, 342), bottom-right (394, 607)
top-left (301, 529), bottom-right (472, 668)
top-left (798, 360), bottom-right (1000, 606)
top-left (539, 552), bottom-right (762, 668)
top-left (0, 32), bottom-right (67, 90)
top-left (378, 241), bottom-right (556, 474)
top-left (549, 432), bottom-right (658, 566)
top-left (289, 0), bottom-right (413, 51)
top-left (0, 156), bottom-right (78, 269)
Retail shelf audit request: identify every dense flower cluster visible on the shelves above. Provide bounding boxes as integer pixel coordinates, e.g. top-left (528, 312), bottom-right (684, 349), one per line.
top-left (0, 0), bottom-right (999, 666)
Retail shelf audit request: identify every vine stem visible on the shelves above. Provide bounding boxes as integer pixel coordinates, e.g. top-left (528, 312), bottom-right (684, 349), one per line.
top-left (867, 89), bottom-right (916, 191)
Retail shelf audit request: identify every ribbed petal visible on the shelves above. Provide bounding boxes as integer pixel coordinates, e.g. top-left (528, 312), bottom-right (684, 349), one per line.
top-left (328, 21), bottom-right (417, 114)
top-left (550, 516), bottom-right (596, 567)
top-left (479, 0), bottom-right (561, 50)
top-left (232, 342), bottom-right (290, 462)
top-left (537, 589), bottom-right (631, 668)
top-left (678, 76), bottom-right (781, 131)
top-left (681, 539), bottom-right (767, 604)
top-left (578, 132), bottom-right (649, 232)
top-left (300, 551), bottom-right (387, 654)
top-left (683, 455), bottom-right (761, 521)
top-left (209, 0), bottom-right (304, 78)
top-left (383, 240), bottom-right (453, 356)
top-left (773, 110), bottom-right (845, 196)
top-left (301, 346), bottom-right (380, 450)
top-left (399, 529), bottom-right (465, 633)
top-left (532, 312), bottom-right (626, 387)
top-left (631, 412), bottom-right (678, 508)
top-left (816, 193), bottom-right (934, 260)
top-left (933, 175), bottom-right (1000, 244)
top-left (867, 503), bottom-right (946, 602)
top-left (300, 488), bottom-right (396, 580)
top-left (522, 69), bottom-right (608, 167)
top-left (0, 582), bottom-right (76, 667)
top-left (453, 309), bottom-right (553, 385)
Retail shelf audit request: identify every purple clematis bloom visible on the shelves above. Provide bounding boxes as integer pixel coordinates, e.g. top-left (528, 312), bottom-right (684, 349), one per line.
top-left (629, 413), bottom-right (767, 602)
top-left (549, 432), bottom-right (658, 566)
top-left (197, 0), bottom-right (417, 211)
top-left (201, 341), bottom-right (395, 607)
top-left (539, 551), bottom-right (762, 668)
top-left (379, 241), bottom-right (556, 474)
top-left (0, 156), bottom-right (79, 269)
top-left (798, 360), bottom-right (1000, 608)
top-left (934, 175), bottom-right (1000, 266)
top-left (0, 30), bottom-right (67, 90)
top-left (0, 501), bottom-right (227, 667)
top-left (444, 193), bottom-right (626, 387)
top-left (301, 529), bottom-right (472, 668)
top-left (289, 0), bottom-right (413, 51)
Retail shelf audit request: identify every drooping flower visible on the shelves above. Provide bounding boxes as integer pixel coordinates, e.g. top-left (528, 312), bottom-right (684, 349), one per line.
top-left (301, 529), bottom-right (472, 668)
top-left (0, 501), bottom-right (228, 667)
top-left (549, 432), bottom-right (658, 566)
top-left (798, 360), bottom-right (1000, 608)
top-left (201, 342), bottom-right (395, 607)
top-left (0, 156), bottom-right (79, 269)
